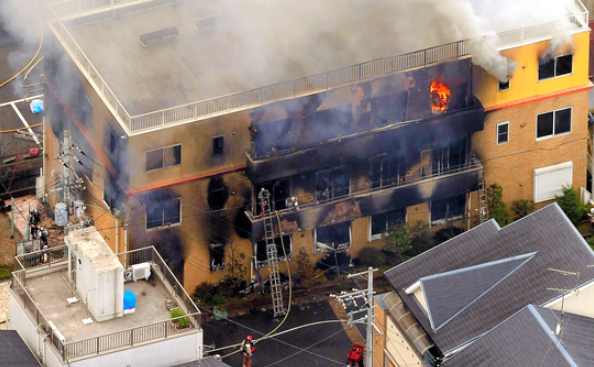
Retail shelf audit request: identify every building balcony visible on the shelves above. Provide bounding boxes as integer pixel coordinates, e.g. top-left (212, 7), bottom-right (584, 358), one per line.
top-left (247, 159), bottom-right (483, 240)
top-left (245, 103), bottom-right (484, 184)
top-left (9, 244), bottom-right (202, 367)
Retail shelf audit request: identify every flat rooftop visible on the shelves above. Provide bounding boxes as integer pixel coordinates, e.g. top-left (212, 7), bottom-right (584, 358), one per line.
top-left (26, 268), bottom-right (180, 342)
top-left (51, 0), bottom-right (588, 131)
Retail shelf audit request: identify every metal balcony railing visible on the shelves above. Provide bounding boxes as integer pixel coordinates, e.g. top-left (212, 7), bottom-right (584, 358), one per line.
top-left (249, 159), bottom-right (483, 219)
top-left (48, 0), bottom-right (589, 134)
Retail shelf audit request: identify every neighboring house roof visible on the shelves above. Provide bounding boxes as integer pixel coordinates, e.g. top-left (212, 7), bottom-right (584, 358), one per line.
top-left (0, 330), bottom-right (41, 367)
top-left (384, 203), bottom-right (594, 355)
top-left (443, 305), bottom-right (594, 367)
top-left (421, 252), bottom-right (536, 330)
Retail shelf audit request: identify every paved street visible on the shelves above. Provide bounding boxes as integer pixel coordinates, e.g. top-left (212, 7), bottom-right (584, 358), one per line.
top-left (203, 296), bottom-right (357, 367)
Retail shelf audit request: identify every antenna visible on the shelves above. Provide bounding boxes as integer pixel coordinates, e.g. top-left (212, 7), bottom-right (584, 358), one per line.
top-left (546, 267), bottom-right (582, 343)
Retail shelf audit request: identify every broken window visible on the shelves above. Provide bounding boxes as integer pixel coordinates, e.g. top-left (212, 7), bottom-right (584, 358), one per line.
top-left (498, 80), bottom-right (510, 91)
top-left (430, 194), bottom-right (465, 226)
top-left (314, 222), bottom-right (351, 253)
top-left (213, 135), bottom-right (224, 156)
top-left (255, 235), bottom-right (291, 266)
top-left (538, 54), bottom-right (573, 80)
top-left (537, 107), bottom-right (571, 139)
top-left (253, 118), bottom-right (292, 157)
top-left (316, 166), bottom-right (349, 201)
top-left (146, 197), bottom-right (181, 230)
top-left (103, 122), bottom-right (118, 156)
top-left (253, 179), bottom-right (291, 216)
top-left (370, 155), bottom-right (406, 189)
top-left (430, 137), bottom-right (467, 175)
top-left (146, 144), bottom-right (182, 171)
top-left (209, 243), bottom-right (225, 271)
top-left (370, 208), bottom-right (406, 241)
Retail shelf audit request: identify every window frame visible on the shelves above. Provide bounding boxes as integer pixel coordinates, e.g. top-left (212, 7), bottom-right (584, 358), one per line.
top-left (145, 197), bottom-right (182, 231)
top-left (496, 121), bottom-right (509, 145)
top-left (368, 209), bottom-right (407, 241)
top-left (538, 54), bottom-right (573, 81)
top-left (145, 144), bottom-right (182, 172)
top-left (498, 80), bottom-right (510, 91)
top-left (535, 107), bottom-right (572, 141)
top-left (430, 194), bottom-right (466, 227)
top-left (313, 222), bottom-right (352, 254)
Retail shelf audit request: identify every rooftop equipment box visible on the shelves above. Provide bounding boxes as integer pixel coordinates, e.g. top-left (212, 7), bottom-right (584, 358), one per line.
top-left (65, 226), bottom-right (124, 322)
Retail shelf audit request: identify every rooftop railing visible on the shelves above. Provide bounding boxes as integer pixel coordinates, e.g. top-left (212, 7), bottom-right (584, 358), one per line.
top-left (10, 245), bottom-right (201, 362)
top-left (48, 0), bottom-right (589, 134)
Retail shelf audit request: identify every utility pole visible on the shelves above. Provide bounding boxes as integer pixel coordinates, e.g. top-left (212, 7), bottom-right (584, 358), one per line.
top-left (332, 267), bottom-right (379, 367)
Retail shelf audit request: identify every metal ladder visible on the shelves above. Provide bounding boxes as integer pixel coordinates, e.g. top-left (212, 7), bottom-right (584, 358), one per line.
top-left (259, 189), bottom-right (286, 318)
top-left (477, 171), bottom-right (489, 223)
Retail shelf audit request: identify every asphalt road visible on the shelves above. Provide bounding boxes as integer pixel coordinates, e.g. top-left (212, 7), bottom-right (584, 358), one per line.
top-left (203, 296), bottom-right (355, 367)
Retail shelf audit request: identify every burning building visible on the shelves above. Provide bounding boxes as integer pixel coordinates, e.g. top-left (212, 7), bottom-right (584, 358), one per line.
top-left (41, 0), bottom-right (591, 292)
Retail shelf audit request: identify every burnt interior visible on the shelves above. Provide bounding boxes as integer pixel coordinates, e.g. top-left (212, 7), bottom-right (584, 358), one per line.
top-left (316, 222), bottom-right (351, 252)
top-left (255, 235), bottom-right (291, 264)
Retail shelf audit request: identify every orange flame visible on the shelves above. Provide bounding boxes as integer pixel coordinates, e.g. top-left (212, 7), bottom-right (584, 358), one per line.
top-left (430, 77), bottom-right (451, 113)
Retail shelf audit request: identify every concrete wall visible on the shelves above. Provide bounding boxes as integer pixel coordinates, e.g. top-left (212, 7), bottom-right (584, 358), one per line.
top-left (9, 291), bottom-right (43, 362)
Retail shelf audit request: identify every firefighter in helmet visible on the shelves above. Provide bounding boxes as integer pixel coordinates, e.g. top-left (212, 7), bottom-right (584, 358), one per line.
top-left (240, 334), bottom-right (255, 367)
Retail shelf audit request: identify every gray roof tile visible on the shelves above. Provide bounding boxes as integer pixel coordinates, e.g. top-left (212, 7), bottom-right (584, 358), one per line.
top-left (384, 203), bottom-right (594, 354)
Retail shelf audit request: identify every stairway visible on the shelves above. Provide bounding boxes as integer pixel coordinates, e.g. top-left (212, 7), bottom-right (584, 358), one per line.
top-left (258, 189), bottom-right (286, 318)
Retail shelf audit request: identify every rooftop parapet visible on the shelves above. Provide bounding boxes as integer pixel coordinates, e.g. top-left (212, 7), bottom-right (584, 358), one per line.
top-left (47, 0), bottom-right (589, 135)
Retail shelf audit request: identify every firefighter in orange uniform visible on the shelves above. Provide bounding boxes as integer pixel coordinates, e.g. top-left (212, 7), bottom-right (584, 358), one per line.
top-left (241, 334), bottom-right (255, 367)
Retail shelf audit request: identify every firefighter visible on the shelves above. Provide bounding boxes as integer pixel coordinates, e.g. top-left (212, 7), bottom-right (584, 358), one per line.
top-left (240, 334), bottom-right (255, 367)
top-left (29, 208), bottom-right (42, 237)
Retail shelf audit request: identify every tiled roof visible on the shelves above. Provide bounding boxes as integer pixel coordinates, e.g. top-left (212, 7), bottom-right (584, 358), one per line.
top-left (384, 203), bottom-right (594, 354)
top-left (0, 330), bottom-right (41, 366)
top-left (421, 252), bottom-right (535, 330)
top-left (443, 305), bottom-right (594, 367)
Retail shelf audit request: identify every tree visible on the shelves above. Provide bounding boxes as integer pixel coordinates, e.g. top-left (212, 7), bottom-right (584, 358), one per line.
top-left (511, 199), bottom-right (536, 220)
top-left (382, 221), bottom-right (412, 263)
top-left (357, 247), bottom-right (387, 268)
top-left (487, 183), bottom-right (512, 227)
top-left (408, 221), bottom-right (435, 257)
top-left (220, 243), bottom-right (247, 297)
top-left (555, 185), bottom-right (586, 224)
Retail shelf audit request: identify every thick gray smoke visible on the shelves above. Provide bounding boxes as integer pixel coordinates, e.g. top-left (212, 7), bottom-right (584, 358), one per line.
top-left (208, 0), bottom-right (583, 83)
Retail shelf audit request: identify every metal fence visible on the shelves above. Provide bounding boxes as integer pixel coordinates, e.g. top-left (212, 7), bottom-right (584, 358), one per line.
top-left (15, 245), bottom-right (68, 270)
top-left (63, 312), bottom-right (200, 360)
top-left (48, 0), bottom-right (589, 133)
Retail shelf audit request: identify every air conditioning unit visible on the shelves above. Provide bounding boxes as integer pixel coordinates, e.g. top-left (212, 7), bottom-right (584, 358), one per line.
top-left (131, 263), bottom-right (151, 281)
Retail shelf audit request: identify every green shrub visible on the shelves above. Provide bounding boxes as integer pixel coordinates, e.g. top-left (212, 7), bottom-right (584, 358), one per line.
top-left (0, 264), bottom-right (11, 280)
top-left (357, 247), bottom-right (387, 268)
top-left (488, 183), bottom-right (512, 227)
top-left (555, 185), bottom-right (586, 224)
top-left (192, 282), bottom-right (214, 304)
top-left (433, 226), bottom-right (464, 244)
top-left (171, 308), bottom-right (190, 328)
top-left (511, 199), bottom-right (536, 220)
top-left (587, 236), bottom-right (594, 251)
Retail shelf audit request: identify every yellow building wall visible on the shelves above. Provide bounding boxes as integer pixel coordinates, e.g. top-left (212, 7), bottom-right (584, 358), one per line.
top-left (473, 90), bottom-right (589, 209)
top-left (474, 31), bottom-right (590, 109)
top-left (385, 314), bottom-right (424, 367)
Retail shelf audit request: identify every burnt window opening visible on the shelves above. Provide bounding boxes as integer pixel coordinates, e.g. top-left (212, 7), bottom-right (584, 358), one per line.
top-left (213, 135), bottom-right (224, 156)
top-left (314, 222), bottom-right (351, 254)
top-left (498, 80), bottom-right (510, 91)
top-left (77, 88), bottom-right (93, 130)
top-left (103, 123), bottom-right (118, 157)
top-left (316, 166), bottom-right (349, 201)
top-left (255, 236), bottom-right (291, 265)
top-left (538, 54), bottom-right (573, 80)
top-left (430, 194), bottom-right (465, 226)
top-left (146, 197), bottom-right (181, 230)
top-left (253, 118), bottom-right (292, 157)
top-left (207, 176), bottom-right (229, 210)
top-left (146, 144), bottom-right (182, 171)
top-left (209, 243), bottom-right (225, 272)
top-left (428, 137), bottom-right (467, 176)
top-left (497, 122), bottom-right (509, 145)
top-left (104, 172), bottom-right (125, 211)
top-left (370, 208), bottom-right (406, 241)
top-left (537, 107), bottom-right (571, 139)
top-left (254, 179), bottom-right (290, 216)
top-left (370, 155), bottom-right (406, 189)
